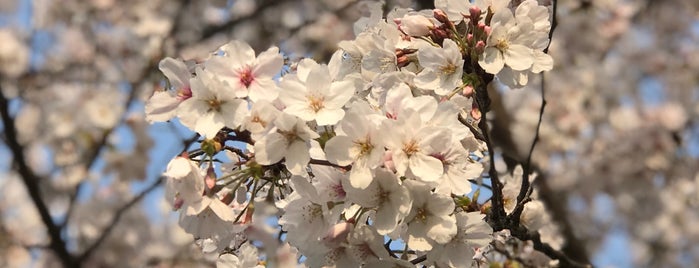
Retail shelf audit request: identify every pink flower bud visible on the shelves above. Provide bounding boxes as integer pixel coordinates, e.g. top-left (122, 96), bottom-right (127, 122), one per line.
top-left (398, 14), bottom-right (434, 36)
top-left (475, 40), bottom-right (486, 54)
top-left (462, 85), bottom-right (474, 97)
top-left (173, 196), bottom-right (184, 210)
top-left (397, 55), bottom-right (410, 67)
top-left (471, 102), bottom-right (482, 121)
top-left (469, 6), bottom-right (482, 23)
top-left (205, 166), bottom-right (216, 191)
top-left (433, 9), bottom-right (451, 25)
top-left (383, 151), bottom-right (396, 172)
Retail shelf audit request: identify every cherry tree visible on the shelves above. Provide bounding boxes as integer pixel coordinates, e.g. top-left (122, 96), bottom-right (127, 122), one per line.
top-left (1, 0), bottom-right (698, 267)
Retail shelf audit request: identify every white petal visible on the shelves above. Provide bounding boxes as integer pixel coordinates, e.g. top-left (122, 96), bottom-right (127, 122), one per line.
top-left (504, 44), bottom-right (534, 71)
top-left (478, 47), bottom-right (504, 74)
top-left (426, 215), bottom-right (457, 244)
top-left (409, 153), bottom-right (443, 182)
top-left (325, 136), bottom-right (354, 166)
top-left (145, 91), bottom-right (180, 123)
top-left (285, 140), bottom-right (310, 175)
top-left (254, 133), bottom-right (287, 165)
top-left (158, 57), bottom-right (189, 89)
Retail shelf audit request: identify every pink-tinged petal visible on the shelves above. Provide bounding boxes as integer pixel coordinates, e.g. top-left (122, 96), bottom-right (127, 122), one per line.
top-left (253, 46), bottom-right (283, 77)
top-left (325, 135), bottom-right (354, 166)
top-left (285, 140), bottom-right (310, 175)
top-left (158, 57), bottom-right (189, 89)
top-left (220, 40), bottom-right (256, 66)
top-left (504, 44), bottom-right (534, 71)
top-left (409, 153), bottom-right (443, 182)
top-left (145, 91), bottom-right (180, 123)
top-left (478, 47), bottom-right (504, 74)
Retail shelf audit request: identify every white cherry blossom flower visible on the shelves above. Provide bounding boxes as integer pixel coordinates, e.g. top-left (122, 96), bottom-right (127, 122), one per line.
top-left (426, 211), bottom-right (493, 268)
top-left (164, 157), bottom-right (204, 209)
top-left (206, 40), bottom-right (283, 102)
top-left (177, 68), bottom-right (248, 138)
top-left (381, 109), bottom-right (450, 182)
top-left (415, 39), bottom-right (465, 95)
top-left (344, 169), bottom-right (412, 235)
top-left (146, 57), bottom-right (192, 123)
top-left (325, 103), bottom-right (385, 189)
top-left (403, 180), bottom-right (457, 251)
top-left (479, 9), bottom-right (536, 74)
top-left (253, 113), bottom-right (319, 175)
top-left (279, 63), bottom-right (355, 126)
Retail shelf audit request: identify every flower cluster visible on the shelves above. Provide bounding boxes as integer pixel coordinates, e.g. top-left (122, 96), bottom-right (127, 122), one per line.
top-left (147, 0), bottom-right (553, 266)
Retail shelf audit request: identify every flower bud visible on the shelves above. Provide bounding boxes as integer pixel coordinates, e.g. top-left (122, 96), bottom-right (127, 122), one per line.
top-left (201, 138), bottom-right (222, 157)
top-left (475, 40), bottom-right (486, 54)
top-left (471, 102), bottom-right (482, 121)
top-left (469, 6), bottom-right (482, 24)
top-left (397, 55), bottom-right (411, 67)
top-left (433, 9), bottom-right (451, 25)
top-left (205, 165), bottom-right (217, 191)
top-left (398, 14), bottom-right (434, 36)
top-left (462, 85), bottom-right (474, 97)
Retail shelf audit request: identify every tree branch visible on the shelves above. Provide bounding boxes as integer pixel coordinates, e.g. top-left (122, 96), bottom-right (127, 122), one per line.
top-left (0, 85), bottom-right (79, 267)
top-left (77, 177), bottom-right (164, 263)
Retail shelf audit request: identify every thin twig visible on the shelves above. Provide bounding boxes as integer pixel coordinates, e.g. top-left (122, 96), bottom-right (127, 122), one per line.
top-left (77, 177), bottom-right (164, 262)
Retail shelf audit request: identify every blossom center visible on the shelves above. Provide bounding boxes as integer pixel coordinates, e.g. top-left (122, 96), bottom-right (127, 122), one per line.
top-left (495, 38), bottom-right (509, 51)
top-left (439, 63), bottom-right (457, 75)
top-left (302, 203), bottom-right (323, 223)
top-left (402, 139), bottom-right (420, 157)
top-left (354, 138), bottom-right (374, 157)
top-left (207, 98), bottom-right (223, 112)
top-left (239, 67), bottom-right (254, 87)
top-left (250, 115), bottom-right (267, 128)
top-left (308, 95), bottom-right (325, 112)
top-left (415, 207), bottom-right (428, 223)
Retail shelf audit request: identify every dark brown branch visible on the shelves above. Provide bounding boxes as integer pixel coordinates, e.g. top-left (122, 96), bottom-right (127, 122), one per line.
top-left (199, 0), bottom-right (294, 41)
top-left (509, 226), bottom-right (591, 268)
top-left (507, 74), bottom-right (547, 226)
top-left (1, 85), bottom-right (79, 267)
top-left (474, 79), bottom-right (507, 227)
